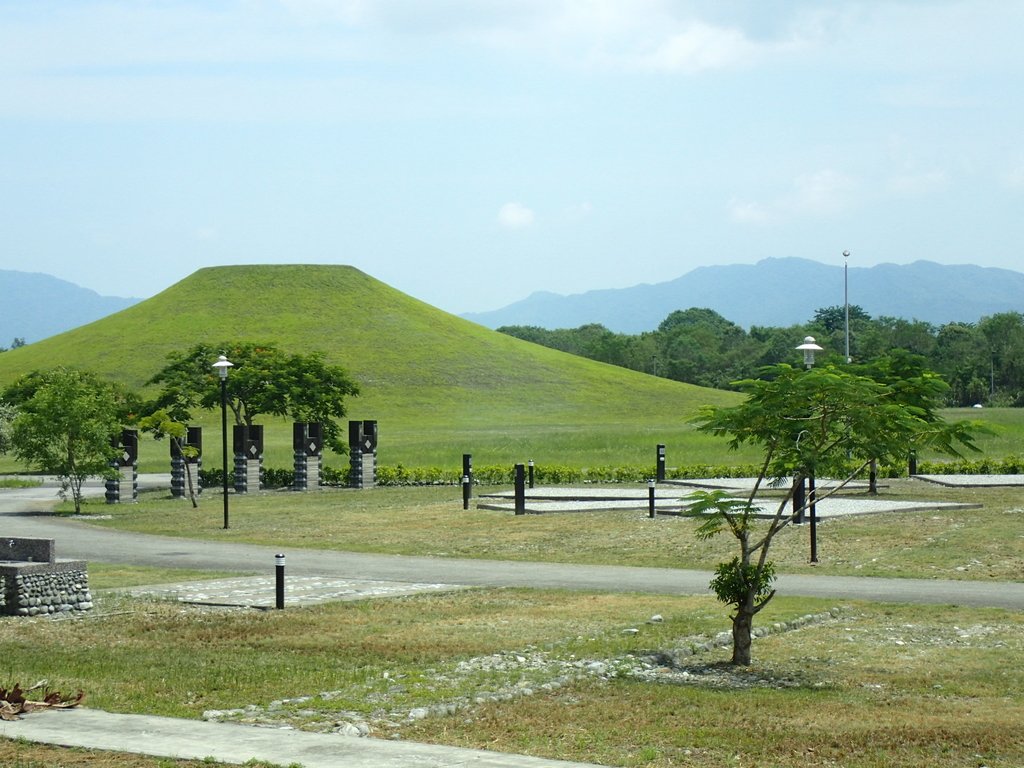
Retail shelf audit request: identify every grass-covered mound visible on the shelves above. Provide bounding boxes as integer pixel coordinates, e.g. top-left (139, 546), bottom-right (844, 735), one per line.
top-left (0, 265), bottom-right (741, 469)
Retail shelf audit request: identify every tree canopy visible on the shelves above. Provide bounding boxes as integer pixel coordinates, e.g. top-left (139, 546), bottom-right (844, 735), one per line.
top-left (499, 307), bottom-right (1024, 407)
top-left (146, 342), bottom-right (360, 454)
top-left (3, 367), bottom-right (127, 512)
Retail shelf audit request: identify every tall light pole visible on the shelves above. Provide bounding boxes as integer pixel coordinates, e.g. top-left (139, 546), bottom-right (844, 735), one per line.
top-left (794, 336), bottom-right (824, 563)
top-left (843, 250), bottom-right (851, 363)
top-left (212, 355), bottom-right (233, 529)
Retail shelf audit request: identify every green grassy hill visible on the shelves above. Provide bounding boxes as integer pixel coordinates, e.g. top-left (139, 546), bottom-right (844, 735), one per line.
top-left (0, 264), bottom-right (743, 469)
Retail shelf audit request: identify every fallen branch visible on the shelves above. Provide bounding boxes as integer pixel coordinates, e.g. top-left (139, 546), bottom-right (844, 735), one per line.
top-left (0, 681), bottom-right (84, 720)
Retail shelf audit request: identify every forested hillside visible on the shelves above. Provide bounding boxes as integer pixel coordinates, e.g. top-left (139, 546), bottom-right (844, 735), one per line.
top-left (499, 306), bottom-right (1024, 407)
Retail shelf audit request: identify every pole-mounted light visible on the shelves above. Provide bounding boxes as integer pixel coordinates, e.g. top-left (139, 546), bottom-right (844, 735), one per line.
top-left (212, 355), bottom-right (233, 529)
top-left (843, 250), bottom-right (851, 363)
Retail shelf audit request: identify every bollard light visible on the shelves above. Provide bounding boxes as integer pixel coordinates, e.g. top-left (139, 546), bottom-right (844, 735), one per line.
top-left (275, 553), bottom-right (286, 609)
top-left (648, 478), bottom-right (656, 519)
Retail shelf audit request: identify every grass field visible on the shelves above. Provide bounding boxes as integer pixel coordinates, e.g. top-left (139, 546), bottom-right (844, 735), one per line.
top-left (3, 477), bottom-right (1024, 766)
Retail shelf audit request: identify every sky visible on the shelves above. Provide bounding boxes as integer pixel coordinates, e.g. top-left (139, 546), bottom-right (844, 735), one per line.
top-left (1, 1), bottom-right (1023, 315)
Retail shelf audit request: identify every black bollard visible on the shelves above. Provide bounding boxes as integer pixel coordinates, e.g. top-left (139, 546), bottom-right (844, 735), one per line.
top-left (792, 477), bottom-right (806, 524)
top-left (275, 553), bottom-right (286, 610)
top-left (462, 474), bottom-right (470, 510)
top-left (656, 444), bottom-right (666, 482)
top-left (514, 463), bottom-right (526, 515)
top-left (808, 475), bottom-right (818, 563)
top-left (528, 459), bottom-right (535, 489)
top-left (462, 454), bottom-right (473, 496)
top-left (648, 478), bottom-right (656, 518)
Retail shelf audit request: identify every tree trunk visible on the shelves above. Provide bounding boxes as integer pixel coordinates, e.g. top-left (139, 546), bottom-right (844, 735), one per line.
top-left (731, 607), bottom-right (754, 666)
top-left (184, 460), bottom-right (198, 508)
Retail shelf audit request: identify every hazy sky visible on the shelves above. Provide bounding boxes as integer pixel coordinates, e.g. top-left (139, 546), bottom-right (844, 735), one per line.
top-left (2, 1), bottom-right (1022, 314)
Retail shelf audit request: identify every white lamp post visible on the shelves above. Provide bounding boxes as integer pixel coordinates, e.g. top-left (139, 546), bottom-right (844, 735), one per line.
top-left (212, 354), bottom-right (234, 529)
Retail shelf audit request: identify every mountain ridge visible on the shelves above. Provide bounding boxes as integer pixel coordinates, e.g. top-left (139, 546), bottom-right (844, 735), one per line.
top-left (462, 258), bottom-right (1024, 332)
top-left (0, 270), bottom-right (139, 344)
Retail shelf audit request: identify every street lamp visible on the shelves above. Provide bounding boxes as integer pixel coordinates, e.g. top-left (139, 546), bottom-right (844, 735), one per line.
top-left (212, 354), bottom-right (234, 529)
top-left (843, 250), bottom-right (851, 363)
top-left (793, 336), bottom-right (824, 563)
top-left (796, 336), bottom-right (824, 369)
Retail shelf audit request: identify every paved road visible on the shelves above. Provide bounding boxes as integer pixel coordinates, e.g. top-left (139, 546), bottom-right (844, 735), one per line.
top-left (2, 481), bottom-right (1023, 610)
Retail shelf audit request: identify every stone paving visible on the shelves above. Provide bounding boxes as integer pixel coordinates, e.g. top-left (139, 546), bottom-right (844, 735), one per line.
top-left (913, 473), bottom-right (1024, 487)
top-left (125, 575), bottom-right (468, 609)
top-left (478, 480), bottom-right (980, 517)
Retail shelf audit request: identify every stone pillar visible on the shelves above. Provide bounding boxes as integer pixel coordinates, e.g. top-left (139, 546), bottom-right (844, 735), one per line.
top-left (348, 420), bottom-right (378, 489)
top-left (293, 422), bottom-right (324, 491)
top-left (233, 424), bottom-right (263, 493)
top-left (171, 426), bottom-right (202, 499)
top-left (105, 429), bottom-right (138, 504)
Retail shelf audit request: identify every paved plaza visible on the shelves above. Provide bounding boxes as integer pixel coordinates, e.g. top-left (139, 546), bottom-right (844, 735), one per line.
top-left (478, 478), bottom-right (982, 517)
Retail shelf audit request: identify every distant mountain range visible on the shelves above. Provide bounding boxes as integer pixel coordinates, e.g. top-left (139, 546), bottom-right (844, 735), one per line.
top-left (6, 258), bottom-right (1024, 345)
top-left (0, 270), bottom-right (139, 344)
top-left (462, 258), bottom-right (1024, 333)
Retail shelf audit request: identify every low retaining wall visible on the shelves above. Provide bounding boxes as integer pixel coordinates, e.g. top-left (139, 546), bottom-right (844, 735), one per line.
top-left (0, 537), bottom-right (93, 616)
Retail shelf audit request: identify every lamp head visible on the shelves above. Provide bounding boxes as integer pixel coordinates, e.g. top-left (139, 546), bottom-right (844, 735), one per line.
top-left (212, 354), bottom-right (234, 380)
top-left (795, 336), bottom-right (824, 368)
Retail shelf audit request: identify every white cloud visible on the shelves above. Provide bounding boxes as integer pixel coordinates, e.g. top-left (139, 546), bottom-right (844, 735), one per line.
top-left (790, 169), bottom-right (856, 216)
top-left (730, 169), bottom-right (857, 225)
top-left (1002, 154), bottom-right (1024, 190)
top-left (498, 202), bottom-right (536, 229)
top-left (634, 21), bottom-right (760, 73)
top-left (564, 201), bottom-right (593, 220)
top-left (728, 199), bottom-right (772, 225)
top-left (886, 169), bottom-right (949, 197)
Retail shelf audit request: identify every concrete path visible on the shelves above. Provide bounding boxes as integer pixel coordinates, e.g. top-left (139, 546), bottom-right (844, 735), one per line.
top-left (0, 708), bottom-right (604, 768)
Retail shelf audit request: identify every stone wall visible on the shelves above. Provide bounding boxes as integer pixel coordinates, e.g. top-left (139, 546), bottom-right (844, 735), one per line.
top-left (1, 538), bottom-right (93, 616)
top-left (0, 561), bottom-right (93, 616)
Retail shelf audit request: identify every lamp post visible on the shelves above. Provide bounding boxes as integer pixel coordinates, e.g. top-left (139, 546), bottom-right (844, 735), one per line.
top-left (793, 336), bottom-right (824, 563)
top-left (843, 250), bottom-right (851, 363)
top-left (212, 355), bottom-right (233, 529)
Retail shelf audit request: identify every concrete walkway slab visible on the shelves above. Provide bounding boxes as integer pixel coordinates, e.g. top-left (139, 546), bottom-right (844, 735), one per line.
top-left (477, 486), bottom-right (978, 518)
top-left (0, 708), bottom-right (606, 768)
top-left (125, 575), bottom-right (467, 608)
top-left (913, 474), bottom-right (1024, 487)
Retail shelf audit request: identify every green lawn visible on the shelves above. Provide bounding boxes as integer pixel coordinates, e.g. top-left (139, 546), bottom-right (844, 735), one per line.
top-left (4, 474), bottom-right (1024, 767)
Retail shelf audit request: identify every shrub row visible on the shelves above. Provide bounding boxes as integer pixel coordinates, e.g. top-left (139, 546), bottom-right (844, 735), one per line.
top-left (200, 462), bottom-right (762, 488)
top-left (196, 456), bottom-right (1024, 490)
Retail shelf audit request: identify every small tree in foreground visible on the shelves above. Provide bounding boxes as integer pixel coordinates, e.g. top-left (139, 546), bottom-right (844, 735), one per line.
top-left (5, 368), bottom-right (128, 513)
top-left (690, 363), bottom-right (979, 666)
top-left (139, 410), bottom-right (200, 508)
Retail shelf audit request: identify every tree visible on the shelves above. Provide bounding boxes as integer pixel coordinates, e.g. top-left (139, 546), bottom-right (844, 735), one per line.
top-left (4, 368), bottom-right (126, 512)
top-left (690, 363), bottom-right (979, 666)
top-left (138, 410), bottom-right (200, 508)
top-left (0, 401), bottom-right (16, 454)
top-left (147, 342), bottom-right (360, 454)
